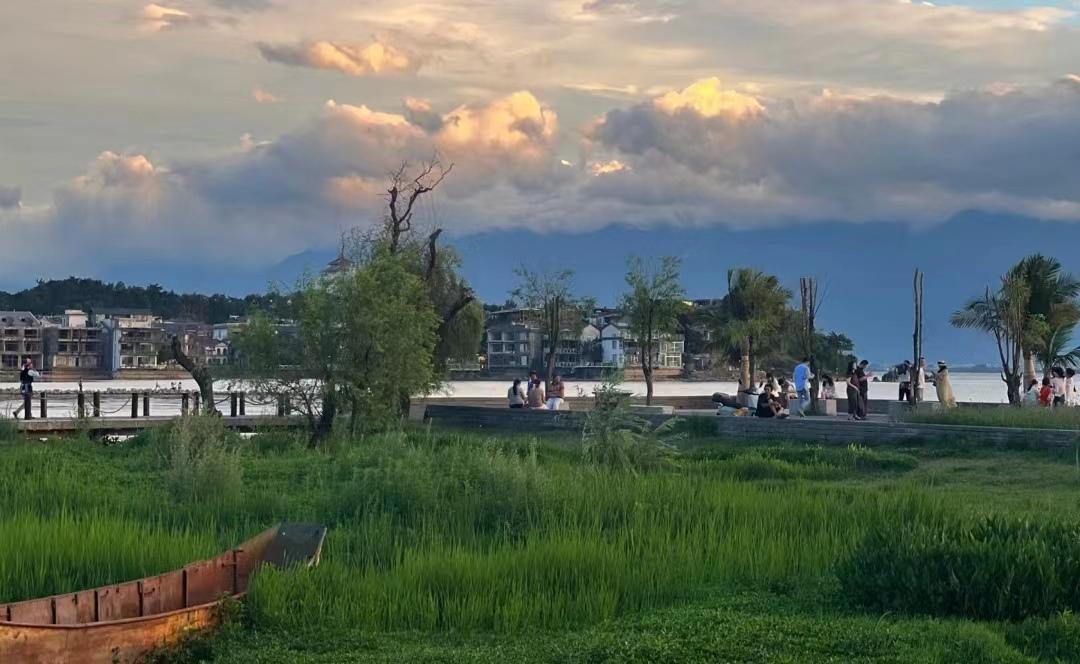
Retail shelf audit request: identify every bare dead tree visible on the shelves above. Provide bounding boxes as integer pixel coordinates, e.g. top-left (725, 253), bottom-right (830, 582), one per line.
top-left (799, 277), bottom-right (827, 412)
top-left (910, 269), bottom-right (924, 404)
top-left (384, 158), bottom-right (452, 256)
top-left (170, 336), bottom-right (218, 415)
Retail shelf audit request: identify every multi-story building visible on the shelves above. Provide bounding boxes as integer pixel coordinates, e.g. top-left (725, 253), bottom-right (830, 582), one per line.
top-left (0, 311), bottom-right (44, 372)
top-left (599, 318), bottom-right (684, 370)
top-left (42, 310), bottom-right (104, 371)
top-left (485, 308), bottom-right (542, 372)
top-left (92, 308), bottom-right (167, 373)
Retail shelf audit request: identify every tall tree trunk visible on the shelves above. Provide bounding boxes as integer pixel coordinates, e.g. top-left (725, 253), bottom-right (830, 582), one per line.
top-left (739, 351), bottom-right (751, 392)
top-left (809, 356), bottom-right (820, 413)
top-left (1005, 372), bottom-right (1022, 405)
top-left (643, 340), bottom-right (654, 406)
top-left (311, 387), bottom-right (337, 447)
top-left (748, 336), bottom-right (756, 390)
top-left (170, 336), bottom-right (217, 415)
top-left (1024, 350), bottom-right (1037, 387)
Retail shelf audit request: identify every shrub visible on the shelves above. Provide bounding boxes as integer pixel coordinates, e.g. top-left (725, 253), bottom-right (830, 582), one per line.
top-left (839, 515), bottom-right (1080, 621)
top-left (581, 376), bottom-right (679, 473)
top-left (161, 415), bottom-right (243, 505)
top-left (1004, 611), bottom-right (1080, 663)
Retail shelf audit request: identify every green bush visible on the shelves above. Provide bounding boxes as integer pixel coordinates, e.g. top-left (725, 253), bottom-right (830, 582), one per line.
top-left (840, 515), bottom-right (1080, 621)
top-left (161, 415), bottom-right (244, 505)
top-left (1004, 611), bottom-right (1080, 662)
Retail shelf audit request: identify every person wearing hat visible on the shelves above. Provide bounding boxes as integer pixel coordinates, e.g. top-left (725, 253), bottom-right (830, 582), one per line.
top-left (935, 361), bottom-right (957, 408)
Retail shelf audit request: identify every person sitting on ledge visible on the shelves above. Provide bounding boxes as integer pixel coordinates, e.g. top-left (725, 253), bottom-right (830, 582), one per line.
top-left (526, 371), bottom-right (545, 409)
top-left (507, 378), bottom-right (526, 409)
top-left (755, 390), bottom-right (786, 419)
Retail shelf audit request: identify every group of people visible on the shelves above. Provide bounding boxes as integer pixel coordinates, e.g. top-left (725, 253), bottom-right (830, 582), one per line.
top-left (507, 371), bottom-right (568, 411)
top-left (749, 357), bottom-right (816, 419)
top-left (892, 358), bottom-right (957, 408)
top-left (1024, 367), bottom-right (1079, 407)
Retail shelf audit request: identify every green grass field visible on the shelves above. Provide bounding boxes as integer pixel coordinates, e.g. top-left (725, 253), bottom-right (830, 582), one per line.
top-left (4, 417), bottom-right (1080, 662)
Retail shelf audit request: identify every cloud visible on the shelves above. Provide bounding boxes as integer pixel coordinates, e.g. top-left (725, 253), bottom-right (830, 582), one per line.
top-left (0, 186), bottom-right (20, 210)
top-left (208, 0), bottom-right (274, 10)
top-left (653, 77), bottom-right (764, 119)
top-left (141, 4), bottom-right (195, 31)
top-left (585, 77), bottom-right (1080, 225)
top-left (7, 77), bottom-right (1080, 283)
top-left (403, 97), bottom-right (444, 132)
top-left (252, 88), bottom-right (281, 103)
top-left (257, 40), bottom-right (417, 76)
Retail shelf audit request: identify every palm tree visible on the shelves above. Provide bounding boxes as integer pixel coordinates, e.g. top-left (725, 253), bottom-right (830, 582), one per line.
top-left (951, 274), bottom-right (1031, 404)
top-left (1007, 255), bottom-right (1080, 384)
top-left (712, 268), bottom-right (791, 391)
top-left (1035, 318), bottom-right (1080, 377)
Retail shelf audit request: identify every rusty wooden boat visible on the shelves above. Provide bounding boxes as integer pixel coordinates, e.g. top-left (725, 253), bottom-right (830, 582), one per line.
top-left (0, 522), bottom-right (326, 664)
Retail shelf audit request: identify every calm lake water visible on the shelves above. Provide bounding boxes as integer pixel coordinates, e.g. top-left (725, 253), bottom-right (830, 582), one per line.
top-left (0, 373), bottom-right (1012, 419)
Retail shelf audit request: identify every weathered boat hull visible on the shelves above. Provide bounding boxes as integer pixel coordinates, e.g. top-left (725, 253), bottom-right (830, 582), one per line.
top-left (0, 523), bottom-right (326, 663)
top-left (0, 603), bottom-right (218, 664)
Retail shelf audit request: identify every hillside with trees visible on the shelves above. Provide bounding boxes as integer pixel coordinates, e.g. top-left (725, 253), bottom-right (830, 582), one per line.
top-left (0, 277), bottom-right (288, 323)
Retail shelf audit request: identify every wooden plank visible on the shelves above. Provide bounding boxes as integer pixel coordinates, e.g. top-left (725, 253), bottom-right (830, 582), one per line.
top-left (96, 583), bottom-right (140, 622)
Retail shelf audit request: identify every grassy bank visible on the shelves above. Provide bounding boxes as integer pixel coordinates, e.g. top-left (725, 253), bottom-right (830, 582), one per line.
top-left (3, 420), bottom-right (1080, 661)
top-left (904, 405), bottom-right (1080, 430)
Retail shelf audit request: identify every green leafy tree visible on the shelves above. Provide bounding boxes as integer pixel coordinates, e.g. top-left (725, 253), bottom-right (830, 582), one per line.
top-left (620, 256), bottom-right (686, 405)
top-left (712, 268), bottom-right (792, 391)
top-left (237, 255), bottom-right (439, 445)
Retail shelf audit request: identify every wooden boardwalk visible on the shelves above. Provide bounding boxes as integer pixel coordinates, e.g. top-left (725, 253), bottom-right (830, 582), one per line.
top-left (13, 415), bottom-right (297, 435)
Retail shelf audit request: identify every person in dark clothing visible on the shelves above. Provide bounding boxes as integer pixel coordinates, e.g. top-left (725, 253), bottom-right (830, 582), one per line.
top-left (845, 361), bottom-right (864, 420)
top-left (19, 359), bottom-right (35, 395)
top-left (755, 391), bottom-right (778, 418)
top-left (856, 360), bottom-right (871, 417)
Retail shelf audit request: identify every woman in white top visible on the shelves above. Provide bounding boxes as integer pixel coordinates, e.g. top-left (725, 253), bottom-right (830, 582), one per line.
top-left (508, 378), bottom-right (527, 409)
top-left (1067, 368), bottom-right (1077, 406)
top-left (1051, 367), bottom-right (1067, 407)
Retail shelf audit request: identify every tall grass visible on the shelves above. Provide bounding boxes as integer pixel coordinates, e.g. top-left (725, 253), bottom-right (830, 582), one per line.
top-left (0, 511), bottom-right (218, 603)
top-left (905, 405), bottom-right (1080, 430)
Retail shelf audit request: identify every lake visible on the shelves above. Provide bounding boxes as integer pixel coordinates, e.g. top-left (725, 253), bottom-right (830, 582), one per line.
top-left (0, 372), bottom-right (1012, 419)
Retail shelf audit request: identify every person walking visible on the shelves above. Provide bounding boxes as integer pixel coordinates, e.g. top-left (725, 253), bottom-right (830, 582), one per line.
top-left (507, 378), bottom-right (527, 409)
top-left (793, 356), bottom-right (812, 417)
top-left (16, 359), bottom-right (38, 419)
top-left (546, 374), bottom-right (566, 410)
top-left (526, 371), bottom-right (545, 409)
top-left (935, 361), bottom-right (957, 408)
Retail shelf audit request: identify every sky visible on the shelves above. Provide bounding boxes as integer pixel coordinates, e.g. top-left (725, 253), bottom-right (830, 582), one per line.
top-left (3, 0), bottom-right (1080, 364)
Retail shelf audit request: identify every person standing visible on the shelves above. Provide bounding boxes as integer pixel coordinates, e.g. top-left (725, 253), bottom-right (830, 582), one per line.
top-left (1051, 367), bottom-right (1067, 407)
top-left (856, 360), bottom-right (871, 417)
top-left (897, 360), bottom-right (912, 402)
top-left (507, 378), bottom-right (527, 409)
top-left (935, 361), bottom-right (957, 408)
top-left (915, 357), bottom-right (929, 402)
top-left (793, 356), bottom-right (812, 417)
top-left (845, 361), bottom-right (863, 420)
top-left (1067, 368), bottom-right (1078, 406)
top-left (526, 371), bottom-right (546, 409)
top-left (1039, 377), bottom-right (1054, 407)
